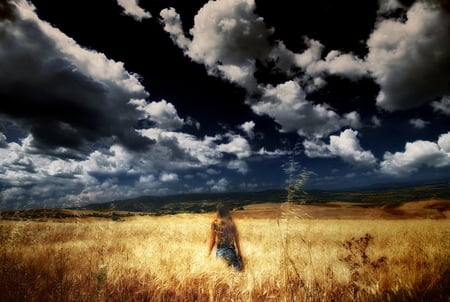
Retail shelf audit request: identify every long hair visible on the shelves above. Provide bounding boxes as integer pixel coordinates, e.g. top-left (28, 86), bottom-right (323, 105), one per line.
top-left (216, 203), bottom-right (232, 220)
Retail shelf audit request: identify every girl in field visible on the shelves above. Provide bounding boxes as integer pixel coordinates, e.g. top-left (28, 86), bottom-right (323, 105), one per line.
top-left (208, 203), bottom-right (243, 271)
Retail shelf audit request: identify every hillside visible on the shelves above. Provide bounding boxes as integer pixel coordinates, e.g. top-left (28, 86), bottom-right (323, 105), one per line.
top-left (82, 181), bottom-right (450, 214)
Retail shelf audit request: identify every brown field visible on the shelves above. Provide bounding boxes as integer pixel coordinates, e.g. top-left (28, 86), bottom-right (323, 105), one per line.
top-left (0, 200), bottom-right (449, 301)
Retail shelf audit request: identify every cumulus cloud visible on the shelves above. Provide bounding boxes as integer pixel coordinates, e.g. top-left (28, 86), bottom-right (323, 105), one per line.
top-left (303, 129), bottom-right (377, 167)
top-left (438, 132), bottom-right (450, 152)
top-left (160, 0), bottom-right (273, 91)
top-left (216, 134), bottom-right (252, 159)
top-left (160, 172), bottom-right (179, 182)
top-left (251, 81), bottom-right (361, 138)
top-left (302, 50), bottom-right (368, 81)
top-left (159, 7), bottom-right (191, 50)
top-left (160, 0), bottom-right (372, 93)
top-left (269, 37), bottom-right (368, 92)
top-left (116, 0), bottom-right (151, 21)
top-left (130, 99), bottom-right (185, 130)
top-left (380, 131), bottom-right (450, 176)
top-left (366, 2), bottom-right (450, 111)
top-left (239, 121), bottom-right (255, 139)
top-left (0, 0), bottom-right (151, 156)
top-left (138, 129), bottom-right (253, 171)
top-left (291, 39), bottom-right (324, 70)
top-left (159, 0), bottom-right (372, 138)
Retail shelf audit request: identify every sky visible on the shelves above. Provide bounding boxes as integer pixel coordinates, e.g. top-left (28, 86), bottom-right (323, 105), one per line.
top-left (0, 0), bottom-right (449, 209)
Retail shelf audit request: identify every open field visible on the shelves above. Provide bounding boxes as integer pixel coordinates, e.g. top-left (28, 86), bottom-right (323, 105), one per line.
top-left (1, 200), bottom-right (449, 301)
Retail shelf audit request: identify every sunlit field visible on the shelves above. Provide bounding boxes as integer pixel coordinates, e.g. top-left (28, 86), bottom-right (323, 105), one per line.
top-left (1, 205), bottom-right (449, 301)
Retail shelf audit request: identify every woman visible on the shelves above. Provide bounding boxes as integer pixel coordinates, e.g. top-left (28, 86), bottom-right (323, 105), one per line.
top-left (208, 203), bottom-right (243, 271)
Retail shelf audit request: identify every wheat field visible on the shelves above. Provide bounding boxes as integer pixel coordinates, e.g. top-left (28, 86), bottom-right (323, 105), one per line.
top-left (0, 207), bottom-right (449, 301)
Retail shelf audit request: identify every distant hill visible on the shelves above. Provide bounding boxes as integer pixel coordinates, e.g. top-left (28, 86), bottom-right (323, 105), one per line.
top-left (82, 181), bottom-right (450, 214)
top-left (83, 189), bottom-right (287, 214)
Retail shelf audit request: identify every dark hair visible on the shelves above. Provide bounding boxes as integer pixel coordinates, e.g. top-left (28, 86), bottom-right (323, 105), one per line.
top-left (216, 203), bottom-right (231, 219)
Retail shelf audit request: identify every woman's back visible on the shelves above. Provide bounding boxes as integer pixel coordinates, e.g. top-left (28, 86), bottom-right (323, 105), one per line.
top-left (208, 203), bottom-right (243, 271)
top-left (212, 218), bottom-right (236, 248)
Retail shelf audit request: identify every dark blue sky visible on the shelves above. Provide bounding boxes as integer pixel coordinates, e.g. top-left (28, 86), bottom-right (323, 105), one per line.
top-left (0, 0), bottom-right (449, 209)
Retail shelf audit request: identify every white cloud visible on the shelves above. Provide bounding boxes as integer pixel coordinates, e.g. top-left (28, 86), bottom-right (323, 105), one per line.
top-left (270, 36), bottom-right (368, 81)
top-left (216, 134), bottom-right (251, 159)
top-left (159, 0), bottom-right (376, 139)
top-left (380, 132), bottom-right (450, 176)
top-left (0, 128), bottom-right (237, 207)
top-left (138, 130), bottom-right (254, 171)
top-left (116, 0), bottom-right (151, 21)
top-left (409, 118), bottom-right (429, 129)
top-left (210, 177), bottom-right (229, 192)
top-left (256, 147), bottom-right (287, 157)
top-left (0, 126), bottom-right (233, 207)
top-left (240, 121), bottom-right (255, 139)
top-left (160, 0), bottom-right (273, 91)
top-left (366, 2), bottom-right (450, 111)
top-left (138, 128), bottom-right (222, 168)
top-left (131, 99), bottom-right (185, 130)
top-left (270, 37), bottom-right (368, 89)
top-left (432, 95), bottom-right (450, 115)
top-left (303, 129), bottom-right (377, 167)
top-left (85, 144), bottom-right (136, 174)
top-left (187, 0), bottom-right (271, 66)
top-left (138, 174), bottom-right (156, 184)
top-left (302, 139), bottom-right (333, 159)
top-left (251, 81), bottom-right (361, 138)
top-left (160, 172), bottom-right (179, 182)
top-left (438, 132), bottom-right (450, 153)
top-left (0, 136), bottom-right (97, 208)
top-left (305, 50), bottom-right (368, 80)
top-left (159, 8), bottom-right (191, 50)
top-left (292, 39), bottom-right (324, 70)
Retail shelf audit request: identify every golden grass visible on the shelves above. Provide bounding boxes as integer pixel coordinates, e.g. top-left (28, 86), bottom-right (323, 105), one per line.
top-left (0, 210), bottom-right (449, 301)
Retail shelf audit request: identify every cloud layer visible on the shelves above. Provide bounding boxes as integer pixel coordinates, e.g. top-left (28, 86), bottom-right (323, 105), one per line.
top-left (1, 0), bottom-right (449, 208)
top-left (0, 0), bottom-right (151, 157)
top-left (0, 0), bottom-right (286, 208)
top-left (161, 0), bottom-right (450, 119)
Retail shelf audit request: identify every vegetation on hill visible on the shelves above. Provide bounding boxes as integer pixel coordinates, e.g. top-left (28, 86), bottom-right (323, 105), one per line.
top-left (82, 181), bottom-right (450, 214)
